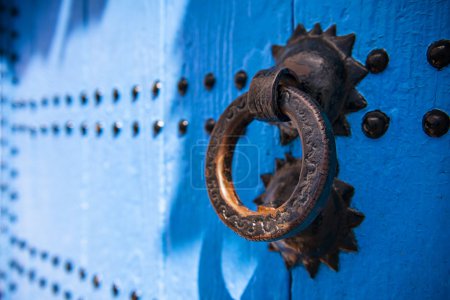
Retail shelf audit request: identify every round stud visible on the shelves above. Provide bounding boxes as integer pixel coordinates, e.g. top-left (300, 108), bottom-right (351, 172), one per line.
top-left (65, 121), bottom-right (74, 135)
top-left (29, 247), bottom-right (36, 257)
top-left (427, 39), bottom-right (450, 70)
top-left (41, 98), bottom-right (49, 107)
top-left (65, 95), bottom-right (73, 106)
top-left (113, 122), bottom-right (122, 137)
top-left (64, 261), bottom-right (73, 273)
top-left (51, 256), bottom-right (60, 267)
top-left (204, 73), bottom-right (216, 90)
top-left (40, 125), bottom-right (48, 135)
top-left (95, 122), bottom-right (103, 137)
top-left (366, 49), bottom-right (389, 74)
top-left (234, 70), bottom-right (248, 90)
top-left (362, 110), bottom-right (390, 139)
top-left (178, 119), bottom-right (188, 135)
top-left (92, 274), bottom-right (101, 288)
top-left (132, 121), bottom-right (140, 137)
top-left (112, 283), bottom-right (120, 297)
top-left (80, 93), bottom-right (88, 106)
top-left (51, 283), bottom-right (60, 294)
top-left (28, 270), bottom-right (35, 281)
top-left (94, 90), bottom-right (102, 105)
top-left (113, 88), bottom-right (120, 102)
top-left (38, 277), bottom-right (47, 288)
top-left (64, 291), bottom-right (72, 300)
top-left (40, 251), bottom-right (48, 260)
top-left (132, 85), bottom-right (140, 101)
top-left (53, 96), bottom-right (60, 106)
top-left (130, 290), bottom-right (141, 300)
top-left (8, 282), bottom-right (17, 292)
top-left (52, 124), bottom-right (60, 135)
top-left (78, 268), bottom-right (86, 280)
top-left (80, 123), bottom-right (88, 136)
top-left (153, 120), bottom-right (164, 136)
top-left (178, 78), bottom-right (188, 96)
top-left (205, 118), bottom-right (215, 134)
top-left (152, 80), bottom-right (161, 98)
top-left (422, 109), bottom-right (449, 137)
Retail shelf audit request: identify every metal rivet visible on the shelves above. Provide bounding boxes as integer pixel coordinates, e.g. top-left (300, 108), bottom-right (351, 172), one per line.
top-left (130, 290), bottom-right (141, 300)
top-left (178, 77), bottom-right (188, 96)
top-left (39, 277), bottom-right (47, 288)
top-left (234, 70), bottom-right (248, 90)
top-left (80, 93), bottom-right (88, 105)
top-left (204, 73), bottom-right (216, 90)
top-left (64, 261), bottom-right (73, 273)
top-left (52, 283), bottom-right (60, 294)
top-left (178, 119), bottom-right (189, 135)
top-left (132, 85), bottom-right (140, 101)
top-left (366, 49), bottom-right (389, 74)
top-left (41, 98), bottom-right (48, 107)
top-left (92, 274), bottom-right (101, 288)
top-left (132, 121), bottom-right (140, 137)
top-left (112, 283), bottom-right (120, 297)
top-left (362, 110), bottom-right (390, 139)
top-left (53, 96), bottom-right (60, 106)
top-left (18, 240), bottom-right (26, 249)
top-left (113, 122), bottom-right (122, 137)
top-left (94, 90), bottom-right (102, 105)
top-left (65, 121), bottom-right (74, 135)
top-left (427, 40), bottom-right (450, 70)
top-left (422, 109), bottom-right (449, 137)
top-left (65, 95), bottom-right (72, 106)
top-left (51, 256), bottom-right (60, 267)
top-left (78, 268), bottom-right (86, 280)
top-left (64, 291), bottom-right (72, 300)
top-left (153, 120), bottom-right (164, 136)
top-left (52, 124), bottom-right (59, 135)
top-left (95, 122), bottom-right (103, 137)
top-left (40, 125), bottom-right (48, 135)
top-left (80, 123), bottom-right (88, 136)
top-left (205, 118), bottom-right (216, 134)
top-left (40, 251), bottom-right (48, 260)
top-left (113, 88), bottom-right (120, 102)
top-left (152, 80), bottom-right (161, 98)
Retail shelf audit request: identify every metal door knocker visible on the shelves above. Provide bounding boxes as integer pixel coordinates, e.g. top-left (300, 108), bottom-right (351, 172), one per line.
top-left (205, 24), bottom-right (366, 277)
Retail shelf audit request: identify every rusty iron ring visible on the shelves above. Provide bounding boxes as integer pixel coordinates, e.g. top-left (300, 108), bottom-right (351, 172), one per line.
top-left (205, 68), bottom-right (337, 241)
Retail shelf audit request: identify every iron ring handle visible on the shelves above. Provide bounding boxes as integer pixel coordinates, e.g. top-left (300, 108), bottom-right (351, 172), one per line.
top-left (205, 67), bottom-right (337, 241)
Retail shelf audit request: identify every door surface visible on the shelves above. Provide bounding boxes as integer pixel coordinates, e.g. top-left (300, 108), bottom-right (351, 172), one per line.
top-left (0, 0), bottom-right (449, 299)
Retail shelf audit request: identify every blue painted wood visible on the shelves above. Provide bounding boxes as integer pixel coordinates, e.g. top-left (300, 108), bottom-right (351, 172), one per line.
top-left (0, 0), bottom-right (448, 299)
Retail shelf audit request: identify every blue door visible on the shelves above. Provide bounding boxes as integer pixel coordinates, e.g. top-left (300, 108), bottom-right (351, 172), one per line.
top-left (0, 0), bottom-right (449, 299)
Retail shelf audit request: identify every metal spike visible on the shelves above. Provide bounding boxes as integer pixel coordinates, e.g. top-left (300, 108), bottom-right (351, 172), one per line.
top-left (284, 153), bottom-right (296, 163)
top-left (345, 89), bottom-right (367, 113)
top-left (345, 58), bottom-right (368, 85)
top-left (332, 115), bottom-right (351, 136)
top-left (289, 24), bottom-right (307, 42)
top-left (324, 24), bottom-right (337, 36)
top-left (333, 179), bottom-right (355, 204)
top-left (309, 23), bottom-right (323, 35)
top-left (275, 158), bottom-right (286, 170)
top-left (333, 33), bottom-right (355, 56)
top-left (272, 45), bottom-right (284, 60)
top-left (339, 232), bottom-right (358, 252)
top-left (303, 258), bottom-right (320, 278)
top-left (260, 173), bottom-right (273, 187)
top-left (320, 251), bottom-right (339, 271)
top-left (347, 208), bottom-right (365, 228)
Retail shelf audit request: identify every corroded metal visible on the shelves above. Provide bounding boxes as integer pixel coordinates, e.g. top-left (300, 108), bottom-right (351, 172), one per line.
top-left (272, 23), bottom-right (368, 144)
top-left (255, 154), bottom-right (364, 277)
top-left (205, 67), bottom-right (337, 241)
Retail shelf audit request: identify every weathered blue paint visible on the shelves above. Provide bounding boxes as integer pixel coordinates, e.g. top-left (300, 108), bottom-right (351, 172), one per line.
top-left (0, 0), bottom-right (448, 299)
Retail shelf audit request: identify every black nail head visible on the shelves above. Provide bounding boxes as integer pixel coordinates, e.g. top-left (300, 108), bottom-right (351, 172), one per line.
top-left (66, 121), bottom-right (74, 135)
top-left (130, 290), bottom-right (141, 300)
top-left (234, 70), bottom-right (248, 90)
top-left (52, 283), bottom-right (60, 294)
top-left (112, 283), bottom-right (120, 297)
top-left (51, 256), bottom-right (60, 266)
top-left (79, 268), bottom-right (86, 280)
top-left (366, 49), bottom-right (389, 74)
top-left (178, 78), bottom-right (188, 96)
top-left (113, 88), bottom-right (120, 102)
top-left (132, 121), bottom-right (139, 136)
top-left (94, 90), bottom-right (102, 105)
top-left (80, 93), bottom-right (88, 105)
top-left (362, 110), bottom-right (390, 139)
top-left (80, 123), bottom-right (88, 136)
top-left (205, 118), bottom-right (215, 134)
top-left (178, 119), bottom-right (188, 135)
top-left (64, 261), bottom-right (73, 273)
top-left (153, 120), bottom-right (164, 136)
top-left (427, 40), bottom-right (450, 70)
top-left (132, 85), bottom-right (140, 101)
top-left (65, 95), bottom-right (73, 106)
top-left (95, 122), bottom-right (103, 136)
top-left (52, 124), bottom-right (60, 135)
top-left (204, 73), bottom-right (216, 90)
top-left (422, 109), bottom-right (449, 137)
top-left (152, 80), bottom-right (161, 98)
top-left (113, 122), bottom-right (122, 137)
top-left (40, 251), bottom-right (48, 260)
top-left (64, 291), bottom-right (72, 300)
top-left (39, 277), bottom-right (47, 288)
top-left (92, 275), bottom-right (101, 288)
top-left (53, 96), bottom-right (60, 106)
